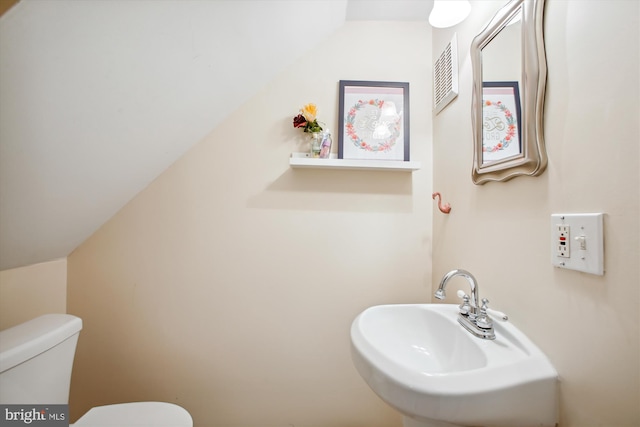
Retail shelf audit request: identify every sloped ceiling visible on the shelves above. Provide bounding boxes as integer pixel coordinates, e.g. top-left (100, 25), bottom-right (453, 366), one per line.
top-left (0, 0), bottom-right (432, 270)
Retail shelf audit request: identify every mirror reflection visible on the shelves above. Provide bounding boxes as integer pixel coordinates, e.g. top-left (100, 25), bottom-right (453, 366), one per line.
top-left (481, 11), bottom-right (523, 165)
top-left (482, 11), bottom-right (522, 83)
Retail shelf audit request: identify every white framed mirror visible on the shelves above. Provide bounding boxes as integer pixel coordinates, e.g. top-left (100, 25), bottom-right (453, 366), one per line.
top-left (471, 0), bottom-right (547, 184)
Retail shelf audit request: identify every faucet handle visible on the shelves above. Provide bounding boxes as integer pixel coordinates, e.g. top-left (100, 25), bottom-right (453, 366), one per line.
top-left (476, 297), bottom-right (508, 321)
top-left (487, 307), bottom-right (509, 322)
top-left (471, 296), bottom-right (508, 321)
top-left (476, 298), bottom-right (494, 329)
top-left (456, 290), bottom-right (471, 315)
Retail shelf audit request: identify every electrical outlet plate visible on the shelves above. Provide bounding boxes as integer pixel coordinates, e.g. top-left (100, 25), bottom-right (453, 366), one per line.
top-left (550, 213), bottom-right (604, 275)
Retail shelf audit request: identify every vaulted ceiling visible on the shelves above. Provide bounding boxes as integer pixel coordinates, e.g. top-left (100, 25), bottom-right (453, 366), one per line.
top-left (0, 0), bottom-right (433, 270)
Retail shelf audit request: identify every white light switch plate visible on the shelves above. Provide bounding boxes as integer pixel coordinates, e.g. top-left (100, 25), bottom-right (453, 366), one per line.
top-left (551, 213), bottom-right (604, 275)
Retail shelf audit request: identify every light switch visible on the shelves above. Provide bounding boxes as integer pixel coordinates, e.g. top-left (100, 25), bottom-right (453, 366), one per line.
top-left (550, 213), bottom-right (604, 275)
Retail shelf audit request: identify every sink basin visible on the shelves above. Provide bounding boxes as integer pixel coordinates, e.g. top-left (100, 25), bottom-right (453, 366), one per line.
top-left (350, 304), bottom-right (558, 427)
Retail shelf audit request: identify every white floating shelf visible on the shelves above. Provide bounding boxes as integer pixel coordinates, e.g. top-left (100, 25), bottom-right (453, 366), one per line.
top-left (289, 153), bottom-right (421, 172)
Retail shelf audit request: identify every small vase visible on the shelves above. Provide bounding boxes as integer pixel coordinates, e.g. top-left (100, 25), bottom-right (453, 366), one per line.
top-left (309, 132), bottom-right (322, 158)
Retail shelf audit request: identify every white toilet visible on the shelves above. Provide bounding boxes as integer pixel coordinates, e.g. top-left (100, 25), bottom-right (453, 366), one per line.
top-left (0, 314), bottom-right (192, 426)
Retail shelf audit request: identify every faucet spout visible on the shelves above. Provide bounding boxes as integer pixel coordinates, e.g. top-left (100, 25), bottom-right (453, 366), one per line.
top-left (435, 269), bottom-right (480, 314)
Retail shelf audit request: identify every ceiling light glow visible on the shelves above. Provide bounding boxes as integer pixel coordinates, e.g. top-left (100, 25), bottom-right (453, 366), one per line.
top-left (429, 0), bottom-right (471, 28)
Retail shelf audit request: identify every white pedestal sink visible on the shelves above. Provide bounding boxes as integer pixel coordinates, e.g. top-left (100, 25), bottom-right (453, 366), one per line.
top-left (350, 304), bottom-right (558, 427)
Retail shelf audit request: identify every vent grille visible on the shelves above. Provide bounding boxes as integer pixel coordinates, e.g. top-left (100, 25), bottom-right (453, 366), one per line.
top-left (433, 34), bottom-right (459, 114)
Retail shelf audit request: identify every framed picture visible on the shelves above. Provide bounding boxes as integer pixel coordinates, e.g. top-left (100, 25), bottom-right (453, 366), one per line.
top-left (338, 80), bottom-right (410, 161)
top-left (481, 81), bottom-right (522, 165)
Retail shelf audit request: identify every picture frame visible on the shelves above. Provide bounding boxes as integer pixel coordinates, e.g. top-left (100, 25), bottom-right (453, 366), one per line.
top-left (338, 80), bottom-right (410, 161)
top-left (480, 81), bottom-right (522, 165)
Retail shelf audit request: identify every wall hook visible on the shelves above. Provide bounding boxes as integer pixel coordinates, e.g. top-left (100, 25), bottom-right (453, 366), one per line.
top-left (432, 192), bottom-right (451, 214)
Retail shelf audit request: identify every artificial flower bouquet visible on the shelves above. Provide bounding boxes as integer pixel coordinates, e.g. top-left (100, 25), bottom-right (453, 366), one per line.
top-left (292, 103), bottom-right (323, 133)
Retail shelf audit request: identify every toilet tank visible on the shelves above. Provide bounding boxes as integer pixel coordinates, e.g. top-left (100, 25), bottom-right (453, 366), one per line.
top-left (0, 314), bottom-right (83, 404)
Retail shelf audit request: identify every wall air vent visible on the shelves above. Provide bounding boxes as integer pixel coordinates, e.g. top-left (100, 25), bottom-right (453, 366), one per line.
top-left (433, 33), bottom-right (459, 114)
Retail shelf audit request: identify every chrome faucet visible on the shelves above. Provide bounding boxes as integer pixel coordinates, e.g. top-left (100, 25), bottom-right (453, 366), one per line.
top-left (435, 269), bottom-right (498, 340)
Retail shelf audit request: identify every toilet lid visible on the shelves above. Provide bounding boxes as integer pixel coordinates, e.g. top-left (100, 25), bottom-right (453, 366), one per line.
top-left (72, 402), bottom-right (192, 427)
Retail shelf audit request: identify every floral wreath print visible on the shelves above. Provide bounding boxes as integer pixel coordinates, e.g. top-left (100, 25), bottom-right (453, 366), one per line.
top-left (482, 100), bottom-right (517, 153)
top-left (345, 99), bottom-right (402, 152)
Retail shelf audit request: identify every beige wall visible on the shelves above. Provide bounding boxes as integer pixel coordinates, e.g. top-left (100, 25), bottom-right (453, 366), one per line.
top-left (432, 1), bottom-right (639, 427)
top-left (0, 258), bottom-right (67, 329)
top-left (67, 21), bottom-right (433, 426)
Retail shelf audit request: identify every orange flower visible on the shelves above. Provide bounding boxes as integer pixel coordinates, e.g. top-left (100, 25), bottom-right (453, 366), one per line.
top-left (301, 103), bottom-right (318, 122)
top-left (294, 103), bottom-right (323, 133)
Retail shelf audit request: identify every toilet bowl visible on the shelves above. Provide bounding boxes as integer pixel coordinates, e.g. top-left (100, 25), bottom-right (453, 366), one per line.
top-left (0, 314), bottom-right (192, 427)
